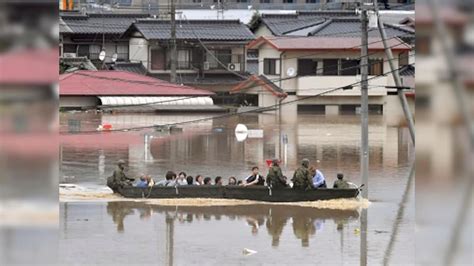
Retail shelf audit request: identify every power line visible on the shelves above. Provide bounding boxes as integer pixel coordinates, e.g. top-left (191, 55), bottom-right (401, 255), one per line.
top-left (61, 62), bottom-right (414, 135)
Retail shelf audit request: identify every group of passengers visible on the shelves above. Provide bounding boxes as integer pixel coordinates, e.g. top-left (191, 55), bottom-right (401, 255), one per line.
top-left (107, 159), bottom-right (351, 193)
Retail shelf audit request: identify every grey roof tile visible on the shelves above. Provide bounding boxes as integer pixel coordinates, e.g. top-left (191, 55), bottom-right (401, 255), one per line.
top-left (261, 12), bottom-right (414, 40)
top-left (60, 13), bottom-right (149, 34)
top-left (129, 20), bottom-right (255, 41)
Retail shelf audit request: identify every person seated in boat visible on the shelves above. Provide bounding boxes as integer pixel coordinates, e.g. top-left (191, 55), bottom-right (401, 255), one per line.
top-left (310, 165), bottom-right (327, 188)
top-left (228, 176), bottom-right (237, 185)
top-left (177, 172), bottom-right (188, 186)
top-left (107, 160), bottom-right (135, 193)
top-left (186, 176), bottom-right (194, 185)
top-left (214, 176), bottom-right (223, 186)
top-left (195, 175), bottom-right (204, 185)
top-left (165, 171), bottom-right (177, 187)
top-left (243, 166), bottom-right (265, 187)
top-left (203, 177), bottom-right (212, 185)
top-left (155, 171), bottom-right (176, 187)
top-left (266, 159), bottom-right (287, 188)
top-left (292, 159), bottom-right (314, 190)
top-left (333, 173), bottom-right (350, 189)
top-left (146, 175), bottom-right (155, 187)
top-left (135, 175), bottom-right (148, 188)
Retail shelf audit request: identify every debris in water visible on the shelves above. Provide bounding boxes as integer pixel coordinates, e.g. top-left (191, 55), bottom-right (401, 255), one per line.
top-left (242, 248), bottom-right (257, 256)
top-left (354, 228), bottom-right (360, 235)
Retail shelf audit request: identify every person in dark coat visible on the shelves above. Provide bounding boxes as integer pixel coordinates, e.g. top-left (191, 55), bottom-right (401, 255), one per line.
top-left (292, 159), bottom-right (314, 190)
top-left (266, 159), bottom-right (287, 188)
top-left (107, 160), bottom-right (134, 193)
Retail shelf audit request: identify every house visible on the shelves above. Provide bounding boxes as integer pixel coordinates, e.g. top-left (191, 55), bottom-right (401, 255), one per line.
top-left (59, 12), bottom-right (150, 66)
top-left (59, 70), bottom-right (219, 112)
top-left (232, 11), bottom-right (413, 122)
top-left (121, 19), bottom-right (255, 96)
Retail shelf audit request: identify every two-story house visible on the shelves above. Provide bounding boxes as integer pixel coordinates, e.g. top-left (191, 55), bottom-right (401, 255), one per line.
top-left (60, 12), bottom-right (150, 66)
top-left (231, 11), bottom-right (413, 122)
top-left (120, 19), bottom-right (255, 97)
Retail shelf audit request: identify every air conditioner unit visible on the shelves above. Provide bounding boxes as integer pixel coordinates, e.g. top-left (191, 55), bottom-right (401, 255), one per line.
top-left (63, 53), bottom-right (77, 58)
top-left (203, 61), bottom-right (210, 70)
top-left (227, 63), bottom-right (241, 72)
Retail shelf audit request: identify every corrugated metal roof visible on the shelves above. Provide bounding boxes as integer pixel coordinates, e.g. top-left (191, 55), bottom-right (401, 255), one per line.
top-left (59, 70), bottom-right (215, 96)
top-left (60, 13), bottom-right (149, 34)
top-left (128, 20), bottom-right (255, 41)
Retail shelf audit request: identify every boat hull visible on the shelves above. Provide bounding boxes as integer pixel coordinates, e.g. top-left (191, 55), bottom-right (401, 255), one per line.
top-left (117, 186), bottom-right (359, 202)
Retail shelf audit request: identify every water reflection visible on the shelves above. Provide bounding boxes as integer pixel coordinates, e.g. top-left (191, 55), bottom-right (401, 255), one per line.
top-left (105, 201), bottom-right (359, 248)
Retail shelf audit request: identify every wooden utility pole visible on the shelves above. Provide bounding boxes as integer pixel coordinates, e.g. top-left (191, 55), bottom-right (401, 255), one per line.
top-left (170, 0), bottom-right (177, 83)
top-left (360, 4), bottom-right (369, 199)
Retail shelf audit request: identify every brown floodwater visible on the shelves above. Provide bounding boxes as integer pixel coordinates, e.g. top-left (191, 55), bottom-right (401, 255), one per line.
top-left (59, 112), bottom-right (414, 265)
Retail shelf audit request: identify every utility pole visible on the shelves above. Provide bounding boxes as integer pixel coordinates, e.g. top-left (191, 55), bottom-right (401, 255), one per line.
top-left (360, 4), bottom-right (369, 200)
top-left (170, 0), bottom-right (177, 83)
top-left (374, 1), bottom-right (415, 145)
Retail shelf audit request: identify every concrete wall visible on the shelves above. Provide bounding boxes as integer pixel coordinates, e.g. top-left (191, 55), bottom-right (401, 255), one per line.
top-left (129, 36), bottom-right (149, 69)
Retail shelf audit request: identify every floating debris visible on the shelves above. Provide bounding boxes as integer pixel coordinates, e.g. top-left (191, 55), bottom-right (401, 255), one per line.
top-left (242, 248), bottom-right (257, 256)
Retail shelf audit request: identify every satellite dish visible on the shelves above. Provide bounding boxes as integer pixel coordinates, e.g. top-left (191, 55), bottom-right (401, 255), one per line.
top-left (111, 53), bottom-right (118, 62)
top-left (99, 50), bottom-right (106, 61)
top-left (235, 123), bottom-right (248, 142)
top-left (286, 67), bottom-right (296, 77)
top-left (210, 5), bottom-right (215, 9)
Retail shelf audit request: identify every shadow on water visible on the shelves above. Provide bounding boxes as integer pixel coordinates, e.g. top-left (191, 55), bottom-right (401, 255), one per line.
top-left (105, 201), bottom-right (359, 249)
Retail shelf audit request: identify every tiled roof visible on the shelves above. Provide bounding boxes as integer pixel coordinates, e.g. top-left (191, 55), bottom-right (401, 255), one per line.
top-left (399, 65), bottom-right (415, 76)
top-left (230, 75), bottom-right (287, 98)
top-left (125, 19), bottom-right (255, 41)
top-left (59, 70), bottom-right (214, 96)
top-left (60, 13), bottom-right (149, 34)
top-left (260, 12), bottom-right (413, 39)
top-left (248, 36), bottom-right (411, 51)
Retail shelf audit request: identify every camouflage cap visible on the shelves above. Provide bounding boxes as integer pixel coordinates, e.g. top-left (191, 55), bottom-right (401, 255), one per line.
top-left (117, 159), bottom-right (126, 165)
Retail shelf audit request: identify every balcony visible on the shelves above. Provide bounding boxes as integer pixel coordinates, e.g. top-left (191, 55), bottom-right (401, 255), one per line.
top-left (296, 75), bottom-right (390, 96)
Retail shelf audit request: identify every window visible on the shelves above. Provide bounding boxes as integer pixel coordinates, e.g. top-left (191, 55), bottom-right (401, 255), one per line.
top-left (206, 49), bottom-right (232, 69)
top-left (88, 45), bottom-right (101, 60)
top-left (166, 49), bottom-right (191, 69)
top-left (116, 45), bottom-right (129, 61)
top-left (340, 59), bottom-right (360, 76)
top-left (263, 58), bottom-right (279, 75)
top-left (306, 0), bottom-right (319, 3)
top-left (322, 59), bottom-right (338, 75)
top-left (283, 0), bottom-right (294, 3)
top-left (77, 45), bottom-right (89, 57)
top-left (260, 0), bottom-right (271, 3)
top-left (399, 51), bottom-right (409, 67)
top-left (297, 59), bottom-right (317, 76)
top-left (368, 59), bottom-right (383, 75)
top-left (192, 0), bottom-right (201, 2)
top-left (236, 0), bottom-right (248, 2)
top-left (63, 44), bottom-right (77, 54)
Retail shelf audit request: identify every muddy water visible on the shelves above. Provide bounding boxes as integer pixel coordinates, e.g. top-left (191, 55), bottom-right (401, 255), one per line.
top-left (59, 112), bottom-right (414, 265)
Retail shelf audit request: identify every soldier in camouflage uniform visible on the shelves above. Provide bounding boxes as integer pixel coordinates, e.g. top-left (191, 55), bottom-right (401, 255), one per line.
top-left (333, 173), bottom-right (350, 189)
top-left (292, 158), bottom-right (314, 190)
top-left (107, 160), bottom-right (135, 193)
top-left (266, 159), bottom-right (287, 188)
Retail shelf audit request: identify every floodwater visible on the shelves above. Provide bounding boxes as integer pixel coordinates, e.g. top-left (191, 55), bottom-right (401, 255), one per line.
top-left (59, 112), bottom-right (414, 265)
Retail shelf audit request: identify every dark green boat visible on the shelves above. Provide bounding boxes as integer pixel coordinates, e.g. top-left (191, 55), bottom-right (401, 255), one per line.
top-left (117, 185), bottom-right (360, 202)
